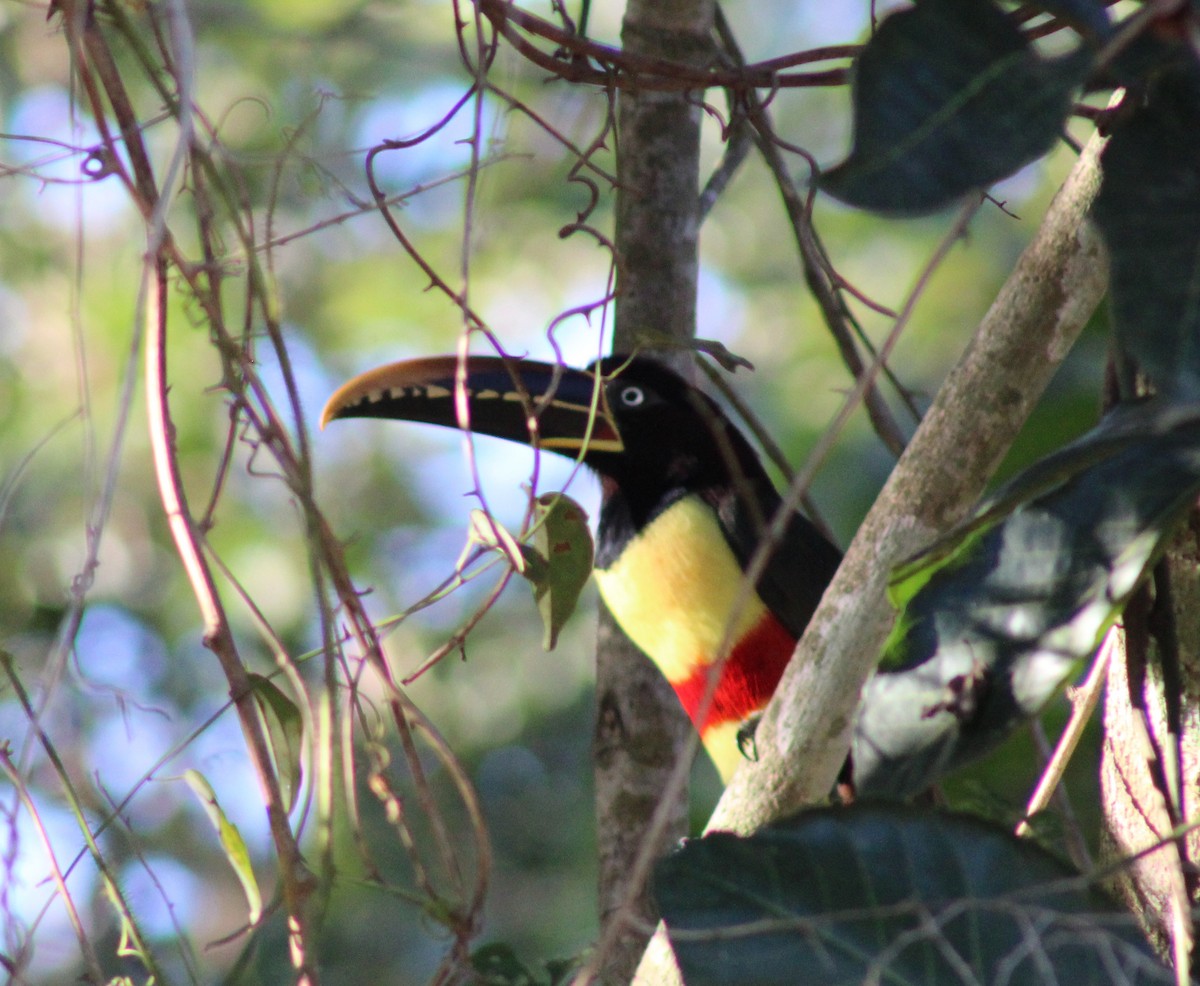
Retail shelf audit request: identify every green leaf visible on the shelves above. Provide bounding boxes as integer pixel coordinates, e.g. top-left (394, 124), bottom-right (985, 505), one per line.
top-left (521, 493), bottom-right (593, 650)
top-left (656, 806), bottom-right (1173, 986)
top-left (885, 402), bottom-right (1151, 612)
top-left (820, 0), bottom-right (1089, 214)
top-left (248, 673), bottom-right (304, 814)
top-left (1093, 68), bottom-right (1200, 398)
top-left (856, 400), bottom-right (1200, 797)
top-left (183, 769), bottom-right (262, 925)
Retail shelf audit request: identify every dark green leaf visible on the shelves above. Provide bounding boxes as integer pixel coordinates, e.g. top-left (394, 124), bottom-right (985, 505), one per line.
top-left (1031, 0), bottom-right (1111, 41)
top-left (656, 805), bottom-right (1173, 986)
top-left (1093, 70), bottom-right (1200, 398)
top-left (248, 673), bottom-right (304, 813)
top-left (821, 0), bottom-right (1089, 214)
top-left (855, 401), bottom-right (1200, 797)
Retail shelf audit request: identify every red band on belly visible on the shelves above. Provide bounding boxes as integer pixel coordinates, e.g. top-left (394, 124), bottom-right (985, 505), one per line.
top-left (669, 613), bottom-right (796, 733)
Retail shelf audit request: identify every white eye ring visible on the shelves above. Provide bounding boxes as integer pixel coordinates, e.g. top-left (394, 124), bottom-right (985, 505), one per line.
top-left (619, 386), bottom-right (645, 407)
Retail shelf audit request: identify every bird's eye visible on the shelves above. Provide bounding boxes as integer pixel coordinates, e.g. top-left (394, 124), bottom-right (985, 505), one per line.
top-left (619, 386), bottom-right (645, 407)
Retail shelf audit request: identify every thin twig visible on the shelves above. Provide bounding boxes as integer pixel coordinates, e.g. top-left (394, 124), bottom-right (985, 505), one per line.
top-left (477, 0), bottom-right (854, 92)
top-left (0, 745), bottom-right (104, 985)
top-left (712, 9), bottom-right (913, 456)
top-left (1016, 629), bottom-right (1115, 844)
top-left (1022, 638), bottom-right (1113, 839)
top-left (0, 659), bottom-right (164, 984)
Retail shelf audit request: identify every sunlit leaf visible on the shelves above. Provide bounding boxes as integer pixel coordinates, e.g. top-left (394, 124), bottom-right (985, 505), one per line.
top-left (656, 805), bottom-right (1173, 986)
top-left (468, 508), bottom-right (528, 574)
top-left (183, 769), bottom-right (262, 925)
top-left (855, 401), bottom-right (1200, 797)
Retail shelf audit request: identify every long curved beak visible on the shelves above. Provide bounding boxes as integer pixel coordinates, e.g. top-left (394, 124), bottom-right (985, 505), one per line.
top-left (320, 355), bottom-right (624, 455)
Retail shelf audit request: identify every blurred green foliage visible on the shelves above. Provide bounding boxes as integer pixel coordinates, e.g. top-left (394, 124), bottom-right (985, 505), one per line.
top-left (0, 1), bottom-right (1108, 982)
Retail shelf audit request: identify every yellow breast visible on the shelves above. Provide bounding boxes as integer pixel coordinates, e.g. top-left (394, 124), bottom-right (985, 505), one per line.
top-left (593, 495), bottom-right (767, 685)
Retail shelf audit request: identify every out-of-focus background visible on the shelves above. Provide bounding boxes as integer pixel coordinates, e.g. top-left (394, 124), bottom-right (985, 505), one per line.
top-left (0, 1), bottom-right (1107, 981)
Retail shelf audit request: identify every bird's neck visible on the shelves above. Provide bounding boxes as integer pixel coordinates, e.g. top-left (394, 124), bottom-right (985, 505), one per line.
top-left (594, 478), bottom-right (688, 570)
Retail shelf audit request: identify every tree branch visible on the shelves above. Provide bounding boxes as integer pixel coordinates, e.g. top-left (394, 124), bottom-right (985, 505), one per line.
top-left (588, 0), bottom-right (716, 982)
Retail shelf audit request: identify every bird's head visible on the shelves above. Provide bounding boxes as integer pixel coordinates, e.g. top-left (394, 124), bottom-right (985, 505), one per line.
top-left (320, 354), bottom-right (766, 501)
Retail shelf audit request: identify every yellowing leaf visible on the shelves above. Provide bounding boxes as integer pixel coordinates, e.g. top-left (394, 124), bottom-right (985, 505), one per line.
top-left (467, 508), bottom-right (526, 574)
top-left (523, 493), bottom-right (594, 650)
top-left (183, 769), bottom-right (262, 925)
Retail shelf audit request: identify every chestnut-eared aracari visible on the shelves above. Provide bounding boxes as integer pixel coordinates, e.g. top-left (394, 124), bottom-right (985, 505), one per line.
top-left (321, 355), bottom-right (842, 781)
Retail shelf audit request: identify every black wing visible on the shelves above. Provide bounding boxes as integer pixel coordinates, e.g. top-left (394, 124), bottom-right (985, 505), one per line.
top-left (707, 480), bottom-right (842, 640)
